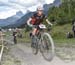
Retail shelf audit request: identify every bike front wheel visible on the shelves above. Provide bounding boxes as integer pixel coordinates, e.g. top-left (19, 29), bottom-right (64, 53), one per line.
top-left (41, 33), bottom-right (55, 61)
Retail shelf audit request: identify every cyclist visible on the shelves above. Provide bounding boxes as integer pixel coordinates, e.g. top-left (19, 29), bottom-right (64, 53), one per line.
top-left (27, 6), bottom-right (52, 37)
top-left (13, 29), bottom-right (17, 44)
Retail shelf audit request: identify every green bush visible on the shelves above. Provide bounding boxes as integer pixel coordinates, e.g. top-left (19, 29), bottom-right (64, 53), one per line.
top-left (56, 18), bottom-right (69, 25)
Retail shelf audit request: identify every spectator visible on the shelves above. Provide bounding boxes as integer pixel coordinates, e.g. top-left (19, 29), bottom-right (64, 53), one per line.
top-left (72, 19), bottom-right (75, 38)
top-left (0, 28), bottom-right (2, 41)
top-left (66, 32), bottom-right (73, 38)
top-left (0, 28), bottom-right (5, 43)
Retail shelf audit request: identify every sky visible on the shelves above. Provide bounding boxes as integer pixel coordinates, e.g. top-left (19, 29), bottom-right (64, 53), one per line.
top-left (0, 0), bottom-right (55, 19)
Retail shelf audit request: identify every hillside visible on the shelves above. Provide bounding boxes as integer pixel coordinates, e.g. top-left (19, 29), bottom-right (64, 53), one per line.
top-left (48, 0), bottom-right (75, 25)
top-left (0, 11), bottom-right (24, 27)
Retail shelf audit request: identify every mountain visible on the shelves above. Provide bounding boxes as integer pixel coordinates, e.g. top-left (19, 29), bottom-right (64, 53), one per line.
top-left (5, 12), bottom-right (33, 28)
top-left (53, 0), bottom-right (61, 6)
top-left (43, 0), bottom-right (61, 15)
top-left (0, 16), bottom-right (19, 27)
top-left (16, 11), bottom-right (24, 18)
top-left (0, 11), bottom-right (24, 27)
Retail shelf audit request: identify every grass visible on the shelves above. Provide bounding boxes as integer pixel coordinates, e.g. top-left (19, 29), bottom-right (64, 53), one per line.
top-left (54, 38), bottom-right (75, 47)
top-left (50, 23), bottom-right (75, 46)
top-left (51, 24), bottom-right (73, 39)
top-left (4, 23), bottom-right (75, 46)
top-left (17, 30), bottom-right (31, 43)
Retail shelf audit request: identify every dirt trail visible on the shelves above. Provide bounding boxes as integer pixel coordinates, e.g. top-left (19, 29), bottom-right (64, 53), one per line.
top-left (2, 43), bottom-right (75, 65)
top-left (2, 35), bottom-right (75, 65)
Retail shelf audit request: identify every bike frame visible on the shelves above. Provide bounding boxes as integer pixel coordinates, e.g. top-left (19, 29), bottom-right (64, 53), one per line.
top-left (34, 28), bottom-right (47, 50)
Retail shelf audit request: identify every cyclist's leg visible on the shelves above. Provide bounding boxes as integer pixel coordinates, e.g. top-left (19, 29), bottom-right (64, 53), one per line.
top-left (32, 28), bottom-right (37, 36)
top-left (30, 28), bottom-right (37, 37)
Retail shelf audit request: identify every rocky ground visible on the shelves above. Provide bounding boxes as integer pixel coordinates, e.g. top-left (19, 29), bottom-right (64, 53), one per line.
top-left (1, 42), bottom-right (75, 65)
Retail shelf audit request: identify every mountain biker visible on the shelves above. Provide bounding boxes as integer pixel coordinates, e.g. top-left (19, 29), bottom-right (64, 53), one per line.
top-left (27, 6), bottom-right (52, 37)
top-left (13, 29), bottom-right (17, 44)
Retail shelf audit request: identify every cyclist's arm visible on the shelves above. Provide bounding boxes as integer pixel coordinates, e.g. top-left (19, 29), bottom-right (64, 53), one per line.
top-left (27, 18), bottom-right (33, 27)
top-left (46, 19), bottom-right (53, 26)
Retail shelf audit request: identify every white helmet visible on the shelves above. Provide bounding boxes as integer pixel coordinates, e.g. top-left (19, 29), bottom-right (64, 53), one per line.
top-left (37, 6), bottom-right (44, 11)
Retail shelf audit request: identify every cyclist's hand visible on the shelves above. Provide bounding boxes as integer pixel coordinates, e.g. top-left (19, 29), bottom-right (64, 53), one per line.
top-left (30, 24), bottom-right (33, 27)
top-left (48, 23), bottom-right (53, 26)
top-left (50, 23), bottom-right (53, 26)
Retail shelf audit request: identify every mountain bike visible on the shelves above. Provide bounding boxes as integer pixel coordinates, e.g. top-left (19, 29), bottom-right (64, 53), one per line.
top-left (31, 24), bottom-right (55, 61)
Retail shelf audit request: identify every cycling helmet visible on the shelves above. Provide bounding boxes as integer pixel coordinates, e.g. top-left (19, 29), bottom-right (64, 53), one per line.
top-left (37, 6), bottom-right (44, 11)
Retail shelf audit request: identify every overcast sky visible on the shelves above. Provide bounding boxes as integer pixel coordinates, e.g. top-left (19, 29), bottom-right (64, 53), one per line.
top-left (0, 0), bottom-right (55, 19)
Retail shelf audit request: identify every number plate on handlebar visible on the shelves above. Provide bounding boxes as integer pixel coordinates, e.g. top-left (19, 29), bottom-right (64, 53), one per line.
top-left (39, 24), bottom-right (46, 29)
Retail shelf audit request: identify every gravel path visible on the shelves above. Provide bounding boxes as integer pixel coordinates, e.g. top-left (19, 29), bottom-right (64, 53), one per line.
top-left (2, 35), bottom-right (75, 65)
top-left (2, 43), bottom-right (75, 65)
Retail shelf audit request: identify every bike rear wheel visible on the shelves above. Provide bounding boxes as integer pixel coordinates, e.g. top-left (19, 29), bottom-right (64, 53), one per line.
top-left (41, 33), bottom-right (55, 61)
top-left (31, 36), bottom-right (38, 55)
